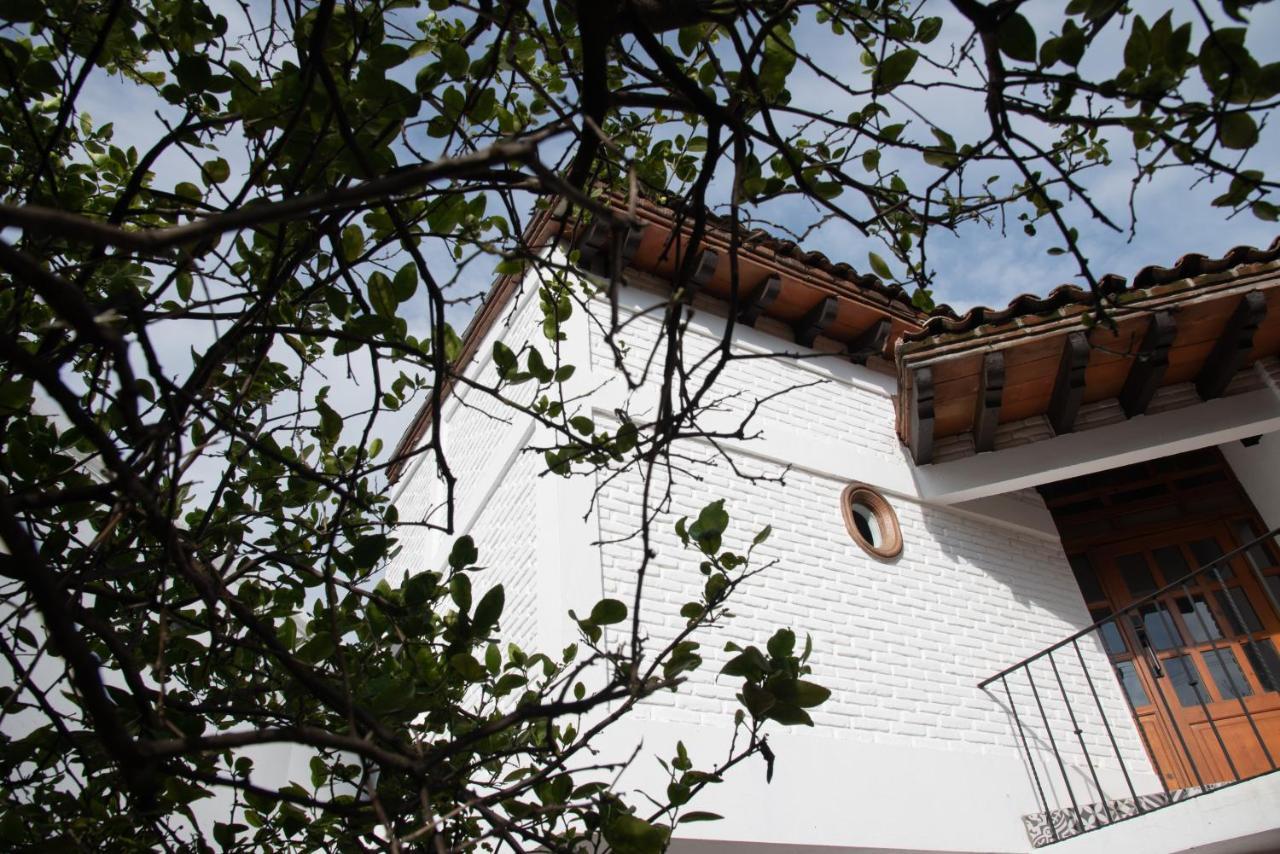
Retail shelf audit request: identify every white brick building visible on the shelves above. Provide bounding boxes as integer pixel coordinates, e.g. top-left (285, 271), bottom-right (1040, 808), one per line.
top-left (388, 199), bottom-right (1280, 853)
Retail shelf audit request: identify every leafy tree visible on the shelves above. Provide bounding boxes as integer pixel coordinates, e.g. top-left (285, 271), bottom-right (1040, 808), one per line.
top-left (0, 0), bottom-right (1274, 849)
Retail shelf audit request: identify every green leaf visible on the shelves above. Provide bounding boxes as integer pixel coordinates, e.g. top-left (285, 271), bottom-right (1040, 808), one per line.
top-left (916, 17), bottom-right (943, 45)
top-left (678, 812), bottom-right (723, 823)
top-left (773, 676), bottom-right (831, 709)
top-left (1219, 112), bottom-right (1259, 150)
top-left (688, 499), bottom-right (729, 555)
top-left (526, 347), bottom-right (553, 382)
top-left (740, 682), bottom-right (775, 718)
top-left (449, 535), bottom-right (478, 570)
top-left (790, 680), bottom-right (831, 708)
top-left (315, 400), bottom-right (342, 444)
top-left (1124, 15), bottom-right (1151, 73)
top-left (1252, 201), bottom-right (1279, 222)
top-left (603, 813), bottom-right (670, 854)
top-left (493, 341), bottom-right (517, 377)
top-left (868, 252), bottom-right (892, 279)
top-left (758, 25), bottom-right (797, 97)
top-left (450, 574), bottom-right (472, 614)
top-left (765, 701), bottom-right (813, 726)
top-left (442, 44), bottom-right (469, 78)
top-left (402, 571), bottom-right (439, 608)
top-left (201, 158), bottom-right (231, 185)
top-left (997, 13), bottom-right (1037, 64)
top-left (368, 271), bottom-right (398, 317)
top-left (393, 263), bottom-right (418, 301)
top-left (450, 653), bottom-right (486, 681)
top-left (873, 49), bottom-right (918, 95)
top-left (473, 584), bottom-right (505, 632)
top-left (341, 225), bottom-right (364, 263)
top-left (767, 628), bottom-right (795, 659)
top-left (589, 598), bottom-right (627, 626)
top-left (721, 646), bottom-right (769, 679)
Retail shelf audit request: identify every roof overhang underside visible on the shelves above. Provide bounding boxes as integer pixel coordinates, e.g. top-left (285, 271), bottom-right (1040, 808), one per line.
top-left (895, 250), bottom-right (1280, 470)
top-left (388, 195), bottom-right (924, 481)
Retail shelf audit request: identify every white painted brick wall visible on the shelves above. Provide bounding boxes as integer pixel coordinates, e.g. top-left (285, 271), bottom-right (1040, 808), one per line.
top-left (388, 275), bottom-right (549, 654)
top-left (590, 276), bottom-right (902, 462)
top-left (387, 263), bottom-right (1168, 848)
top-left (585, 283), bottom-right (1158, 814)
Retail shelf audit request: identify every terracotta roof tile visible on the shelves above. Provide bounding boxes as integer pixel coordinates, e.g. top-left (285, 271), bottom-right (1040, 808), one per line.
top-left (625, 194), bottom-right (920, 313)
top-left (906, 235), bottom-right (1280, 343)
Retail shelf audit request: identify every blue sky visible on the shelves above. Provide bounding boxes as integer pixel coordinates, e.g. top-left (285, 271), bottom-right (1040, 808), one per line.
top-left (69, 0), bottom-right (1280, 468)
top-left (768, 0), bottom-right (1280, 313)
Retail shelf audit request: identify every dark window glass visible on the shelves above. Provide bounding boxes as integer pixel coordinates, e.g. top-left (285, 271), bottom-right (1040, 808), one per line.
top-left (1152, 546), bottom-right (1190, 583)
top-left (1133, 603), bottom-right (1181, 650)
top-left (1071, 554), bottom-right (1105, 603)
top-left (1190, 537), bottom-right (1223, 563)
top-left (1243, 639), bottom-right (1280, 693)
top-left (1175, 595), bottom-right (1223, 643)
top-left (852, 508), bottom-right (876, 544)
top-left (1188, 537), bottom-right (1234, 581)
top-left (1190, 537), bottom-right (1235, 581)
top-left (1164, 656), bottom-right (1210, 708)
top-left (1117, 553), bottom-right (1157, 597)
top-left (1230, 519), bottom-right (1277, 572)
top-left (1202, 648), bottom-right (1253, 701)
top-left (1213, 588), bottom-right (1263, 635)
top-left (1115, 660), bottom-right (1150, 708)
top-left (1091, 607), bottom-right (1126, 655)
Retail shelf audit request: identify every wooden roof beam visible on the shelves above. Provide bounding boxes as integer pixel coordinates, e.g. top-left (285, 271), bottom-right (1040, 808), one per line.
top-left (794, 295), bottom-right (839, 348)
top-left (1048, 332), bottom-right (1090, 435)
top-left (909, 366), bottom-right (935, 466)
top-left (577, 221), bottom-right (645, 276)
top-left (736, 274), bottom-right (782, 326)
top-left (673, 248), bottom-right (718, 303)
top-left (848, 318), bottom-right (892, 365)
top-left (973, 350), bottom-right (1006, 453)
top-left (1196, 291), bottom-right (1268, 400)
top-left (619, 223), bottom-right (646, 267)
top-left (689, 248), bottom-right (719, 288)
top-left (1119, 311), bottom-right (1177, 418)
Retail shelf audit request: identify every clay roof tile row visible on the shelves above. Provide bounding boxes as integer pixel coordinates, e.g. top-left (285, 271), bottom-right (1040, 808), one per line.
top-left (906, 235), bottom-right (1280, 344)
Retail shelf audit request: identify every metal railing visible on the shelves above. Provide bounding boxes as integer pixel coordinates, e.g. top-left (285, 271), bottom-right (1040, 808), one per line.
top-left (980, 526), bottom-right (1280, 846)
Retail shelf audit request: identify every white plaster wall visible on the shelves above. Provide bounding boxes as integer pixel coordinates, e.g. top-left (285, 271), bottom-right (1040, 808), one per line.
top-left (575, 277), bottom-right (1160, 853)
top-left (1220, 433), bottom-right (1280, 530)
top-left (385, 265), bottom-right (1176, 852)
top-left (387, 268), bottom-right (552, 654)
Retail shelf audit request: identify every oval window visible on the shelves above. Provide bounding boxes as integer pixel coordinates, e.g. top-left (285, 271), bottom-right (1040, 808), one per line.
top-left (841, 484), bottom-right (902, 559)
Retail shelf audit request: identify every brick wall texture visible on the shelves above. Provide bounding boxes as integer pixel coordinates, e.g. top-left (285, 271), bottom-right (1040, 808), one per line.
top-left (391, 269), bottom-right (1162, 821)
top-left (388, 279), bottom-right (547, 654)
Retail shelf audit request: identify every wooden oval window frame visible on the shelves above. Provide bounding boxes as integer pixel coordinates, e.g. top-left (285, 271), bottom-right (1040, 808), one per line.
top-left (841, 484), bottom-right (903, 559)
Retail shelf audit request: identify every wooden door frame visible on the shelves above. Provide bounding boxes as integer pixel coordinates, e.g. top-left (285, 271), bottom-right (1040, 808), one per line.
top-left (1046, 446), bottom-right (1280, 790)
top-left (1086, 521), bottom-right (1280, 788)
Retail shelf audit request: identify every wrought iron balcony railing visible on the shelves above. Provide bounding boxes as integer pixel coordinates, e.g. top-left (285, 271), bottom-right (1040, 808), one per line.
top-left (980, 526), bottom-right (1280, 847)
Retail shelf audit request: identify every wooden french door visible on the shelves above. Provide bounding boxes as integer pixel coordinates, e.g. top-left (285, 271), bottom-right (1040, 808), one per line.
top-left (1072, 518), bottom-right (1280, 790)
